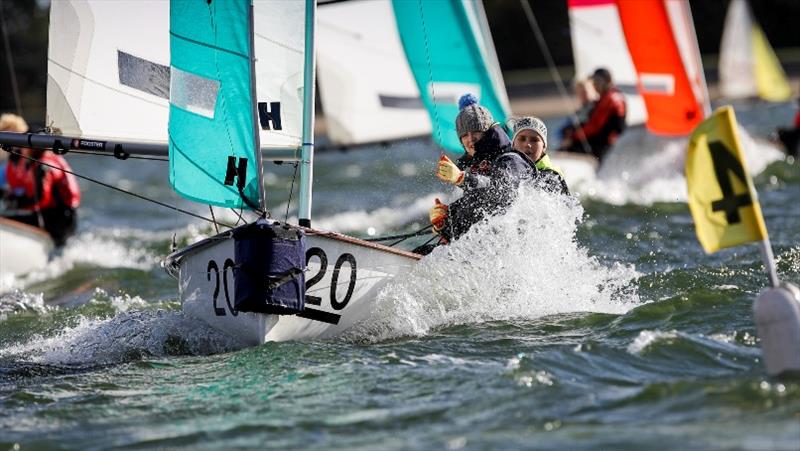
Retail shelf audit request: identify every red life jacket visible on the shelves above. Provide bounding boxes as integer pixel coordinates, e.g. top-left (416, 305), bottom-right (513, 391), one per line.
top-left (574, 87), bottom-right (627, 145)
top-left (5, 152), bottom-right (81, 211)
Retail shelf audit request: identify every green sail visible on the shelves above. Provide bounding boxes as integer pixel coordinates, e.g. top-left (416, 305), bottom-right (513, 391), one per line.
top-left (169, 0), bottom-right (260, 209)
top-left (392, 0), bottom-right (510, 153)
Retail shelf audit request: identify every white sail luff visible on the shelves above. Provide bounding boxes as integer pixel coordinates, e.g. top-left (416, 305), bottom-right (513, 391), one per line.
top-left (719, 0), bottom-right (757, 99)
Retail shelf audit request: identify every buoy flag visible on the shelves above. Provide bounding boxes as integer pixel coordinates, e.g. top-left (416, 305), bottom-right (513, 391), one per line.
top-left (686, 106), bottom-right (768, 253)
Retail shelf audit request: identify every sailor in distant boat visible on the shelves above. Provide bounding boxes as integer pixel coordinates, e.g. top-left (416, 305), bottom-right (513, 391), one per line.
top-left (422, 95), bottom-right (539, 251)
top-left (560, 68), bottom-right (626, 162)
top-left (2, 118), bottom-right (81, 247)
top-left (509, 116), bottom-right (569, 196)
top-left (775, 88), bottom-right (800, 158)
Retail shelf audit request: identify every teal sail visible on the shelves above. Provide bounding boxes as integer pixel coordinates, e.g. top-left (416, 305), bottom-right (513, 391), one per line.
top-left (169, 0), bottom-right (261, 209)
top-left (392, 0), bottom-right (511, 153)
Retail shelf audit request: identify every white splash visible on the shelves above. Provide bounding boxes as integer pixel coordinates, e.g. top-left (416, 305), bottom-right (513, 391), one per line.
top-left (577, 125), bottom-right (785, 205)
top-left (346, 187), bottom-right (641, 342)
top-left (0, 309), bottom-right (243, 365)
top-left (0, 229), bottom-right (160, 294)
top-left (627, 329), bottom-right (680, 354)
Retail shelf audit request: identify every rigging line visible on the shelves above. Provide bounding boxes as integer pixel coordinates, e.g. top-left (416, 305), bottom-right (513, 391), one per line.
top-left (285, 161), bottom-right (299, 223)
top-left (519, 0), bottom-right (592, 155)
top-left (208, 205), bottom-right (220, 234)
top-left (365, 224), bottom-right (434, 242)
top-left (416, 0), bottom-right (443, 155)
top-left (419, 233), bottom-right (439, 248)
top-left (1, 147), bottom-right (233, 229)
top-left (59, 149), bottom-right (169, 161)
top-left (0, 0), bottom-right (22, 116)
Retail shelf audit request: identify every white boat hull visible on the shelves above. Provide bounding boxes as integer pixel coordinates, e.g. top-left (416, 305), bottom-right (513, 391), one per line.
top-left (165, 226), bottom-right (420, 346)
top-left (0, 217), bottom-right (54, 278)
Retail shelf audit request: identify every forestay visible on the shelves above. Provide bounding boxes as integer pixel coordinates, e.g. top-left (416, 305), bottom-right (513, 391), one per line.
top-left (392, 0), bottom-right (510, 153)
top-left (317, 0), bottom-right (431, 147)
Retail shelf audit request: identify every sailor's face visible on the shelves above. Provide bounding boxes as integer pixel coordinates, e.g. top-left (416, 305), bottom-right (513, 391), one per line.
top-left (460, 131), bottom-right (484, 156)
top-left (513, 129), bottom-right (545, 162)
top-left (592, 76), bottom-right (609, 94)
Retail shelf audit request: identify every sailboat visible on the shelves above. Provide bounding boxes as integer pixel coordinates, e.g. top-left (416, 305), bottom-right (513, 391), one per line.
top-left (567, 0), bottom-right (648, 128)
top-left (316, 0), bottom-right (431, 148)
top-left (719, 0), bottom-right (792, 102)
top-left (0, 217), bottom-right (54, 279)
top-left (0, 0), bottom-right (422, 346)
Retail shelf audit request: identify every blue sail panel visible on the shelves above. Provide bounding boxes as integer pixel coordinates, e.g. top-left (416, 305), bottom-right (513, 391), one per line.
top-left (169, 0), bottom-right (260, 209)
top-left (392, 0), bottom-right (510, 153)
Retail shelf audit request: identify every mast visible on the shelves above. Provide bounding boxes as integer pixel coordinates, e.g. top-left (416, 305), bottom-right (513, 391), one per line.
top-left (248, 0), bottom-right (266, 210)
top-left (298, 0), bottom-right (316, 228)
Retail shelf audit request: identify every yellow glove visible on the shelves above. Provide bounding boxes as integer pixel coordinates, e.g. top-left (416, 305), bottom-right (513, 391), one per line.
top-left (429, 198), bottom-right (449, 234)
top-left (436, 155), bottom-right (464, 186)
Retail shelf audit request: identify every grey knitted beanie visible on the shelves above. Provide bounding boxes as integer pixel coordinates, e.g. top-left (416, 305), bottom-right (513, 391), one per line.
top-left (511, 116), bottom-right (548, 150)
top-left (455, 94), bottom-right (494, 137)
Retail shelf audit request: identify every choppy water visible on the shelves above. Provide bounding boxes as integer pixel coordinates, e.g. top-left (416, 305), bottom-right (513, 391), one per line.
top-left (1, 101), bottom-right (799, 449)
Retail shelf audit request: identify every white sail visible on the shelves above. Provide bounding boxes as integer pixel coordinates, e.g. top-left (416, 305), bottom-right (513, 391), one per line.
top-left (47, 0), bottom-right (304, 150)
top-left (719, 0), bottom-right (791, 102)
top-left (253, 0), bottom-right (305, 150)
top-left (317, 0), bottom-right (430, 146)
top-left (719, 0), bottom-right (757, 99)
top-left (47, 1), bottom-right (170, 143)
top-left (567, 0), bottom-right (646, 126)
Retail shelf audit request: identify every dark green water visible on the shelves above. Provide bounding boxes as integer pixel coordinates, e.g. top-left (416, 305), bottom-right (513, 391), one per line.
top-left (1, 102), bottom-right (799, 449)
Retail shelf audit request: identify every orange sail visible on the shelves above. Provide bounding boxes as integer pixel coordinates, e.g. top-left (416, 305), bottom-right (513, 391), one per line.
top-left (616, 0), bottom-right (706, 135)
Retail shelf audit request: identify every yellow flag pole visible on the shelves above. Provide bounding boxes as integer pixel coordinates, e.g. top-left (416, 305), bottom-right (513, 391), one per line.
top-left (758, 240), bottom-right (780, 288)
top-left (687, 105), bottom-right (800, 376)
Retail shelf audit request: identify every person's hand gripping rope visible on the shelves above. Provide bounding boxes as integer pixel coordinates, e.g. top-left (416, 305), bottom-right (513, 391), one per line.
top-left (429, 198), bottom-right (448, 234)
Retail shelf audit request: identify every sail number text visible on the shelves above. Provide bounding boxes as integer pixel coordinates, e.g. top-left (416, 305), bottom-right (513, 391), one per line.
top-left (205, 247), bottom-right (357, 324)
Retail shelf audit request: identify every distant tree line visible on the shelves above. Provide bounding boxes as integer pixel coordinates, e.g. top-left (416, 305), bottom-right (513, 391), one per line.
top-left (2, 0), bottom-right (799, 125)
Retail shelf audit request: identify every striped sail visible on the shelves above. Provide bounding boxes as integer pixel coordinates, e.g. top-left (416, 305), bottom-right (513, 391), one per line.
top-left (392, 0), bottom-right (510, 153)
top-left (616, 0), bottom-right (708, 135)
top-left (168, 0), bottom-right (260, 208)
top-left (567, 0), bottom-right (647, 127)
top-left (317, 0), bottom-right (431, 147)
top-left (720, 0), bottom-right (791, 102)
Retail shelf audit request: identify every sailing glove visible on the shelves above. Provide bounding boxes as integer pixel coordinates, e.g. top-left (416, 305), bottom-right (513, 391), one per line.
top-left (436, 155), bottom-right (465, 186)
top-left (429, 198), bottom-right (449, 234)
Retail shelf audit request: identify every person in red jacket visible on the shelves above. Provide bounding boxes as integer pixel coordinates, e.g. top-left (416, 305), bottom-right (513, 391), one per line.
top-left (560, 68), bottom-right (627, 162)
top-left (4, 128), bottom-right (81, 246)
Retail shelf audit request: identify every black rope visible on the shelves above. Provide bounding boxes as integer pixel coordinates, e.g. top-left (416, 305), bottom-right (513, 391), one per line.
top-left (365, 224), bottom-right (434, 243)
top-left (61, 149), bottom-right (169, 161)
top-left (1, 147), bottom-right (232, 228)
top-left (285, 161), bottom-right (299, 222)
top-left (208, 205), bottom-right (220, 233)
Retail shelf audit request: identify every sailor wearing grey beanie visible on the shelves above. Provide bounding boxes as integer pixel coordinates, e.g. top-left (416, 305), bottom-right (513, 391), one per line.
top-left (454, 93), bottom-right (495, 140)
